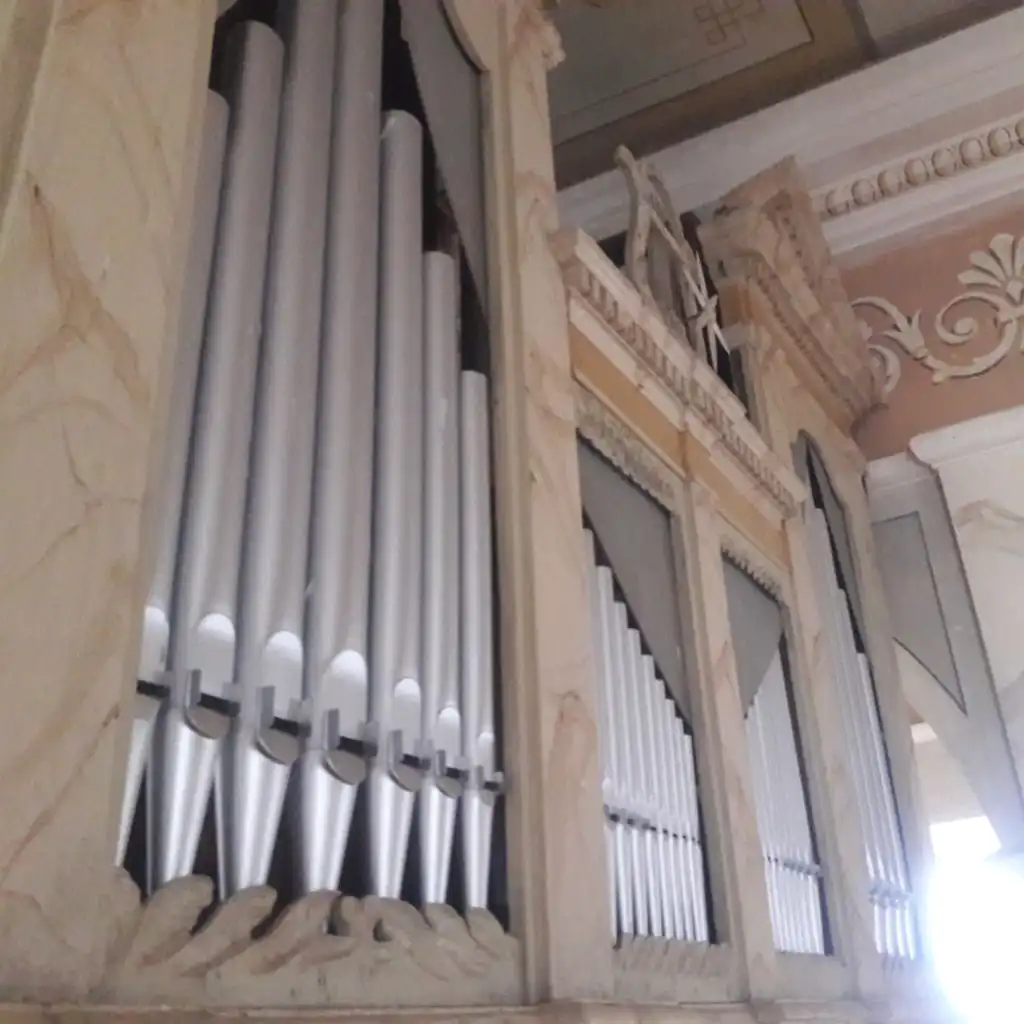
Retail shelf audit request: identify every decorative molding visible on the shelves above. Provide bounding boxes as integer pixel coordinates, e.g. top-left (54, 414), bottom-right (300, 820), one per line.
top-left (554, 228), bottom-right (805, 517)
top-left (574, 382), bottom-right (678, 508)
top-left (556, 8), bottom-right (1024, 259)
top-left (720, 524), bottom-right (787, 603)
top-left (854, 233), bottom-right (1024, 397)
top-left (702, 161), bottom-right (880, 428)
top-left (0, 869), bottom-right (521, 1007)
top-left (816, 117), bottom-right (1024, 223)
top-left (909, 403), bottom-right (1024, 468)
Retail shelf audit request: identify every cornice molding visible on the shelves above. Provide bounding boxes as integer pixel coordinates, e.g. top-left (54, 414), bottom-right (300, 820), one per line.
top-left (700, 163), bottom-right (880, 429)
top-left (720, 527), bottom-right (787, 605)
top-left (556, 8), bottom-right (1024, 261)
top-left (910, 405), bottom-right (1024, 468)
top-left (553, 227), bottom-right (805, 518)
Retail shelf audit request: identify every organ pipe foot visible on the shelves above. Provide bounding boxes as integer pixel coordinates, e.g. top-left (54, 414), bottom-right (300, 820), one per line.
top-left (117, 686), bottom-right (164, 864)
top-left (216, 696), bottom-right (300, 896)
top-left (294, 716), bottom-right (368, 894)
top-left (148, 672), bottom-right (230, 891)
top-left (419, 751), bottom-right (466, 904)
top-left (369, 737), bottom-right (427, 898)
top-left (462, 768), bottom-right (504, 910)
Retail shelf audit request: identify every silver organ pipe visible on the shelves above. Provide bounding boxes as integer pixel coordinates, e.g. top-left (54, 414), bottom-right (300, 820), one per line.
top-left (119, 5), bottom-right (504, 918)
top-left (583, 534), bottom-right (709, 942)
top-left (368, 109), bottom-right (426, 901)
top-left (150, 21), bottom-right (285, 889)
top-left (460, 370), bottom-right (502, 909)
top-left (218, 0), bottom-right (337, 897)
top-left (744, 649), bottom-right (825, 954)
top-left (584, 534), bottom-right (621, 935)
top-left (120, 90), bottom-right (230, 866)
top-left (420, 252), bottom-right (463, 904)
top-left (806, 508), bottom-right (913, 961)
top-left (298, 0), bottom-right (383, 896)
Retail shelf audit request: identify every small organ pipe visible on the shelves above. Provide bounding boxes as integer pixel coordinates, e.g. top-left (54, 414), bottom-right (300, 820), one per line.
top-left (628, 630), bottom-right (663, 937)
top-left (150, 22), bottom-right (284, 890)
top-left (368, 110), bottom-right (427, 900)
top-left (120, 91), bottom-right (229, 865)
top-left (460, 369), bottom-right (501, 909)
top-left (139, 91), bottom-right (230, 688)
top-left (419, 252), bottom-right (463, 904)
top-left (614, 602), bottom-right (649, 936)
top-left (297, 0), bottom-right (384, 895)
top-left (596, 565), bottom-right (634, 935)
top-left (218, 0), bottom-right (337, 897)
top-left (584, 534), bottom-right (620, 936)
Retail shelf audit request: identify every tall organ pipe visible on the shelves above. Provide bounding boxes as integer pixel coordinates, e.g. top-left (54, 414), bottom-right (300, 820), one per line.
top-left (419, 252), bottom-right (464, 904)
top-left (368, 110), bottom-right (426, 900)
top-left (118, 91), bottom-right (229, 865)
top-left (217, 0), bottom-right (337, 897)
top-left (297, 0), bottom-right (383, 895)
top-left (149, 22), bottom-right (284, 890)
top-left (460, 369), bottom-right (501, 909)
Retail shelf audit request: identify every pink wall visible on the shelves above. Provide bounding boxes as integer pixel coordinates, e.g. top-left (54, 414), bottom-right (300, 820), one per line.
top-left (847, 204), bottom-right (1024, 460)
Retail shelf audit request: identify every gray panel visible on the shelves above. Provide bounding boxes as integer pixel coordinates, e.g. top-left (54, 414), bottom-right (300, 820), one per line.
top-left (577, 441), bottom-right (688, 719)
top-left (722, 559), bottom-right (784, 713)
top-left (874, 513), bottom-right (962, 706)
top-left (400, 0), bottom-right (488, 315)
top-left (807, 444), bottom-right (867, 648)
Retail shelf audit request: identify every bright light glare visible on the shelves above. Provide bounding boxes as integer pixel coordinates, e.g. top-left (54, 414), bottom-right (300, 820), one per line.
top-left (928, 817), bottom-right (1024, 1024)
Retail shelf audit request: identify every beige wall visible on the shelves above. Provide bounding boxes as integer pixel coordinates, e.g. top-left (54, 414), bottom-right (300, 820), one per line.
top-left (848, 204), bottom-right (1024, 460)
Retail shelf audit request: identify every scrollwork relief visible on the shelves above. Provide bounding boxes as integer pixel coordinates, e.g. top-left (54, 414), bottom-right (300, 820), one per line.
top-left (0, 868), bottom-right (520, 1006)
top-left (854, 233), bottom-right (1024, 397)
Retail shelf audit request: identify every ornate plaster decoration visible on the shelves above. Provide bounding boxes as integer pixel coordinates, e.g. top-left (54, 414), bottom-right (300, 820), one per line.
top-left (0, 869), bottom-right (521, 1006)
top-left (574, 382), bottom-right (678, 508)
top-left (817, 118), bottom-right (1024, 222)
top-left (853, 233), bottom-right (1024, 397)
top-left (701, 160), bottom-right (881, 427)
top-left (554, 228), bottom-right (805, 517)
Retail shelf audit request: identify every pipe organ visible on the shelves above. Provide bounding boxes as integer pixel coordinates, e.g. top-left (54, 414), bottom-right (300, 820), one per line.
top-left (119, 0), bottom-right (502, 913)
top-left (584, 527), bottom-right (710, 943)
top-left (3, 2), bottom-right (945, 1017)
top-left (724, 561), bottom-right (826, 955)
top-left (800, 446), bottom-right (916, 962)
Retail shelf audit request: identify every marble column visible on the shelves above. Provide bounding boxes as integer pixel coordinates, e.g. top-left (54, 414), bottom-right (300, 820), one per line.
top-left (0, 0), bottom-right (216, 999)
top-left (912, 407), bottom-right (1024, 815)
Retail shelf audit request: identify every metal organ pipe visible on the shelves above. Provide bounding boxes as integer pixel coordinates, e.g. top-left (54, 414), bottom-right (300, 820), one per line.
top-left (582, 534), bottom-right (709, 943)
top-left (118, 2), bottom-right (507, 920)
top-left (297, 0), bottom-right (383, 896)
top-left (419, 252), bottom-right (463, 904)
top-left (119, 90), bottom-right (230, 866)
top-left (219, 0), bottom-right (337, 897)
top-left (460, 370), bottom-right (502, 909)
top-left (150, 22), bottom-right (284, 890)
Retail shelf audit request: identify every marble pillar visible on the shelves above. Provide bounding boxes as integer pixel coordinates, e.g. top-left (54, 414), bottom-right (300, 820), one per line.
top-left (449, 0), bottom-right (614, 1001)
top-left (912, 407), bottom-right (1024, 812)
top-left (0, 0), bottom-right (216, 998)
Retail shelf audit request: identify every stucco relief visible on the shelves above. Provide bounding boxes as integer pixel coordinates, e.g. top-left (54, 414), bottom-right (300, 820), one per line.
top-left (853, 233), bottom-right (1024, 396)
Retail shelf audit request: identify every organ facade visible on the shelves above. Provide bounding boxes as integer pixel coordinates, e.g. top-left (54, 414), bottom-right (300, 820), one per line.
top-left (0, 2), bottom-right (951, 1022)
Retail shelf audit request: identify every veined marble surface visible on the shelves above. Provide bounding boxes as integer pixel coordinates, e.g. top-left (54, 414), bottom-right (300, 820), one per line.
top-left (0, 0), bottom-right (215, 993)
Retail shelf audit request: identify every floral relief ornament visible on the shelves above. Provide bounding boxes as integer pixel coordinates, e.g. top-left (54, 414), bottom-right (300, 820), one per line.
top-left (853, 233), bottom-right (1024, 396)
